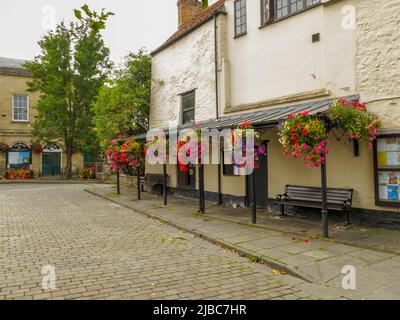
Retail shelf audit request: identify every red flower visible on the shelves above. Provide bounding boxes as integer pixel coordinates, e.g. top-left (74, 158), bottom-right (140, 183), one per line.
top-left (240, 121), bottom-right (251, 129)
top-left (301, 129), bottom-right (308, 136)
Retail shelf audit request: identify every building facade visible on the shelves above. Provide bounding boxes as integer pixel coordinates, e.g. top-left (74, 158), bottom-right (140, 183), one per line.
top-left (147, 0), bottom-right (400, 220)
top-left (0, 57), bottom-right (83, 177)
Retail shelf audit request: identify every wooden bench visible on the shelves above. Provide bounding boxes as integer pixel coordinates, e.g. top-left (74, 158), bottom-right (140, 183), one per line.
top-left (274, 185), bottom-right (354, 224)
top-left (141, 173), bottom-right (169, 195)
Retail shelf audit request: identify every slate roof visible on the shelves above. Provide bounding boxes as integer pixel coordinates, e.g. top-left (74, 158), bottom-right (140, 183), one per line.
top-left (0, 57), bottom-right (31, 76)
top-left (137, 95), bottom-right (360, 139)
top-left (151, 0), bottom-right (226, 55)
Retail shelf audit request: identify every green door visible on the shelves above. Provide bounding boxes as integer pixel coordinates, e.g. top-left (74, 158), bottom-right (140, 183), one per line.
top-left (42, 152), bottom-right (61, 176)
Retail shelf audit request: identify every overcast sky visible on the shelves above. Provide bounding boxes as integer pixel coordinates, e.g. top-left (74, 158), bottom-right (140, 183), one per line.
top-left (0, 0), bottom-right (217, 64)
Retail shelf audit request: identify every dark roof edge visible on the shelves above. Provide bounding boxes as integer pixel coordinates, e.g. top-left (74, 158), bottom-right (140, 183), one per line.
top-left (0, 67), bottom-right (32, 77)
top-left (151, 7), bottom-right (226, 57)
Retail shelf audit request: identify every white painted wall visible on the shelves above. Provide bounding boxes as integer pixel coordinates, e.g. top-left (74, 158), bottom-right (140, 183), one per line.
top-left (221, 0), bottom-right (357, 111)
top-left (150, 21), bottom-right (217, 129)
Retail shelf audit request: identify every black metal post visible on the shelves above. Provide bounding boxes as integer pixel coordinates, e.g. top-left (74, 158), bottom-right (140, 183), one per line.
top-left (199, 164), bottom-right (205, 214)
top-left (163, 163), bottom-right (167, 206)
top-left (137, 167), bottom-right (141, 200)
top-left (321, 151), bottom-right (329, 237)
top-left (116, 169), bottom-right (120, 195)
top-left (251, 171), bottom-right (257, 224)
top-left (217, 150), bottom-right (222, 205)
top-left (353, 139), bottom-right (360, 157)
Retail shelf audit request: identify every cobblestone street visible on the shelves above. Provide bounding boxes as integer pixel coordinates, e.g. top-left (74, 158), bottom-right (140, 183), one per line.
top-left (0, 184), bottom-right (323, 300)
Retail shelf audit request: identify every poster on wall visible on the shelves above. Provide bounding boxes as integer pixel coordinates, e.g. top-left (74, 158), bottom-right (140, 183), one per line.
top-left (376, 136), bottom-right (400, 205)
top-left (8, 151), bottom-right (30, 167)
top-left (387, 185), bottom-right (399, 201)
top-left (377, 138), bottom-right (400, 168)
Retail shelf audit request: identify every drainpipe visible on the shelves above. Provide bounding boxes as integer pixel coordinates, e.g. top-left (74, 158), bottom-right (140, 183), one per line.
top-left (214, 13), bottom-right (219, 120)
top-left (214, 12), bottom-right (223, 205)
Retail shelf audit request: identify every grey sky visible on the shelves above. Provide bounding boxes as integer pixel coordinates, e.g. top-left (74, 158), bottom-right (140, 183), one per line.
top-left (0, 0), bottom-right (217, 64)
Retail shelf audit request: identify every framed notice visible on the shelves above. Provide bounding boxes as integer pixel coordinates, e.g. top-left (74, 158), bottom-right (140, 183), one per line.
top-left (374, 134), bottom-right (400, 207)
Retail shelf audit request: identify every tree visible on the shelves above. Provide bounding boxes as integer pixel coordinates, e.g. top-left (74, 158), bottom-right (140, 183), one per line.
top-left (25, 5), bottom-right (113, 178)
top-left (93, 50), bottom-right (152, 150)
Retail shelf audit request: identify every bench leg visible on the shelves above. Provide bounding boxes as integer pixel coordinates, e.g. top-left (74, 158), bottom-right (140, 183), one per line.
top-left (280, 203), bottom-right (286, 216)
top-left (346, 211), bottom-right (352, 225)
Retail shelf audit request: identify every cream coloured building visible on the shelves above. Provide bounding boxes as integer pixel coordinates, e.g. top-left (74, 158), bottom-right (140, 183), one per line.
top-left (147, 0), bottom-right (400, 222)
top-left (0, 57), bottom-right (83, 177)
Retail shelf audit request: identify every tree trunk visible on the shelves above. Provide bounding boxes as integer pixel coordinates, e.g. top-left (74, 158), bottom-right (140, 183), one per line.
top-left (65, 147), bottom-right (73, 179)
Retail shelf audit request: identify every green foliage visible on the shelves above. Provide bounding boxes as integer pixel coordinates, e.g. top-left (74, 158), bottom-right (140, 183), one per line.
top-left (24, 5), bottom-right (113, 178)
top-left (93, 49), bottom-right (152, 150)
top-left (328, 99), bottom-right (381, 144)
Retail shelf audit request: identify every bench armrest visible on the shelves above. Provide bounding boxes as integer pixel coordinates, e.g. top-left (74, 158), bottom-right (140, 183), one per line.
top-left (276, 193), bottom-right (287, 200)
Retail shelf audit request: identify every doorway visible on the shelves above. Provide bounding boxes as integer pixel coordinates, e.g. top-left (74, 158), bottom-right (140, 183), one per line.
top-left (42, 144), bottom-right (62, 176)
top-left (246, 142), bottom-right (268, 208)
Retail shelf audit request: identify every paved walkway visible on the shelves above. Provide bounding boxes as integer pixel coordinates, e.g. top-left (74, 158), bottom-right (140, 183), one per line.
top-left (0, 183), bottom-right (336, 300)
top-left (87, 183), bottom-right (400, 300)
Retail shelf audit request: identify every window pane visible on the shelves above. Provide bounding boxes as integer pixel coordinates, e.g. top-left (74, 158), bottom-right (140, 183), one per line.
top-left (182, 110), bottom-right (195, 124)
top-left (182, 92), bottom-right (195, 111)
top-left (13, 95), bottom-right (28, 121)
top-left (261, 0), bottom-right (270, 25)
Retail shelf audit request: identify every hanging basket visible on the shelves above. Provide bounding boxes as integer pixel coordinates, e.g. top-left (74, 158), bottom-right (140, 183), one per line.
top-left (279, 111), bottom-right (329, 168)
top-left (0, 142), bottom-right (10, 152)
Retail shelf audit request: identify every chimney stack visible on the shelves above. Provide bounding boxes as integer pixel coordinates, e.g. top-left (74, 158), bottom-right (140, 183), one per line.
top-left (177, 0), bottom-right (204, 28)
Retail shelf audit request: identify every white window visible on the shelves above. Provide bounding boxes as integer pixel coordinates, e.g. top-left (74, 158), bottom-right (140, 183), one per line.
top-left (12, 95), bottom-right (29, 121)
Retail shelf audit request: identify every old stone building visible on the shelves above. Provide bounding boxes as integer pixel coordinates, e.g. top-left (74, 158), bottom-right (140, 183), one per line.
top-left (147, 0), bottom-right (400, 222)
top-left (0, 57), bottom-right (83, 177)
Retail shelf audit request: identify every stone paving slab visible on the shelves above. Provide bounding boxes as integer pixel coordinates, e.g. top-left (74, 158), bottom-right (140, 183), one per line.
top-left (86, 184), bottom-right (400, 300)
top-left (1, 183), bottom-right (349, 300)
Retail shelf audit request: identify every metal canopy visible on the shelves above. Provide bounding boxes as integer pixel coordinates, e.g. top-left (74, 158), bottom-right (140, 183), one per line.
top-left (137, 95), bottom-right (360, 139)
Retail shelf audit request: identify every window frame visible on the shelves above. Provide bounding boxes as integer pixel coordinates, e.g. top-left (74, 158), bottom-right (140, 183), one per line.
top-left (234, 0), bottom-right (247, 38)
top-left (373, 133), bottom-right (400, 208)
top-left (12, 94), bottom-right (29, 122)
top-left (260, 0), bottom-right (321, 27)
top-left (180, 90), bottom-right (196, 125)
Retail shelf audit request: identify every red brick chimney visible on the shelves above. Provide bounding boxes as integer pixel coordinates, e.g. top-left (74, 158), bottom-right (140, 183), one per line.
top-left (177, 0), bottom-right (203, 28)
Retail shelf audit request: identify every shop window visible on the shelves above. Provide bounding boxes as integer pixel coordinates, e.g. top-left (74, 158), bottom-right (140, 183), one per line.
top-left (374, 134), bottom-right (400, 207)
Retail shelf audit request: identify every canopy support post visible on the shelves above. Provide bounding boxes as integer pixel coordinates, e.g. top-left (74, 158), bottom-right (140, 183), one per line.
top-left (217, 149), bottom-right (223, 205)
top-left (321, 151), bottom-right (329, 238)
top-left (137, 167), bottom-right (141, 200)
top-left (163, 163), bottom-right (168, 206)
top-left (251, 171), bottom-right (257, 224)
top-left (199, 164), bottom-right (205, 214)
top-left (116, 169), bottom-right (120, 195)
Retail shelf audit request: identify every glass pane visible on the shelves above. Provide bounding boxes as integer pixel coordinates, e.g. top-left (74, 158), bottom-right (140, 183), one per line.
top-left (182, 92), bottom-right (195, 111)
top-left (378, 171), bottom-right (400, 202)
top-left (182, 110), bottom-right (194, 124)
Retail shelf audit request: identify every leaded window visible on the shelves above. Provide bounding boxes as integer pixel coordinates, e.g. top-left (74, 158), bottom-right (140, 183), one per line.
top-left (234, 0), bottom-right (247, 37)
top-left (276, 0), bottom-right (320, 20)
top-left (261, 0), bottom-right (270, 25)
